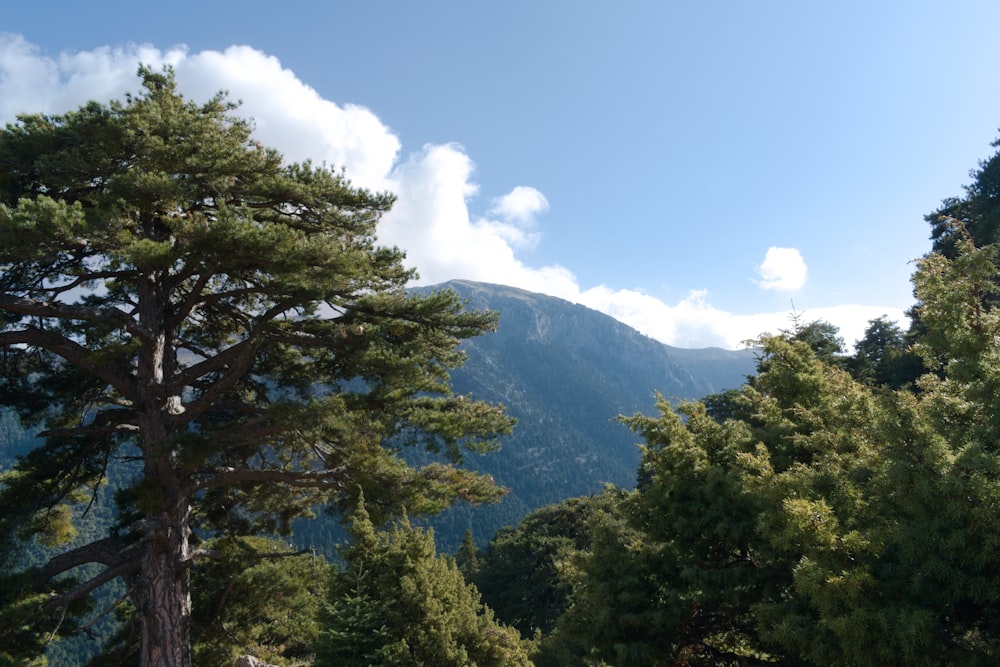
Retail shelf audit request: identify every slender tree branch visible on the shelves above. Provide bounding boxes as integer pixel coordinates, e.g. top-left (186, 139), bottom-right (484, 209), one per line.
top-left (173, 299), bottom-right (301, 424)
top-left (76, 583), bottom-right (138, 636)
top-left (193, 466), bottom-right (348, 491)
top-left (45, 271), bottom-right (136, 298)
top-left (166, 265), bottom-right (218, 330)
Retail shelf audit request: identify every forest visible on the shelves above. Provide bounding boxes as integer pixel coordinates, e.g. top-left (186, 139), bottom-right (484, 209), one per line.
top-left (3, 68), bottom-right (1000, 666)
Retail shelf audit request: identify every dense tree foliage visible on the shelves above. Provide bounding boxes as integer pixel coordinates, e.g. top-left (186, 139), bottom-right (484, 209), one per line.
top-left (315, 497), bottom-right (531, 666)
top-left (548, 234), bottom-right (1000, 666)
top-left (847, 315), bottom-right (924, 389)
top-left (473, 492), bottom-right (621, 639)
top-left (0, 68), bottom-right (512, 666)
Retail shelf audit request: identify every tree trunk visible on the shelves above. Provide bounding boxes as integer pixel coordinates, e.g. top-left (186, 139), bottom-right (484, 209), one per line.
top-left (134, 267), bottom-right (194, 666)
top-left (136, 495), bottom-right (194, 667)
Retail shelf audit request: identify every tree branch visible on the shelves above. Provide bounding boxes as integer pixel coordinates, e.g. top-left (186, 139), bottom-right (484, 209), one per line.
top-left (46, 271), bottom-right (136, 299)
top-left (0, 293), bottom-right (152, 344)
top-left (43, 559), bottom-right (141, 613)
top-left (194, 466), bottom-right (348, 491)
top-left (39, 535), bottom-right (132, 581)
top-left (166, 265), bottom-right (218, 330)
top-left (0, 326), bottom-right (136, 400)
top-left (173, 299), bottom-right (300, 424)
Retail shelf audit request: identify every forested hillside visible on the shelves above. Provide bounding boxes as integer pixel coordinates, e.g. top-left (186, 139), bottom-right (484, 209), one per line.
top-left (405, 280), bottom-right (757, 550)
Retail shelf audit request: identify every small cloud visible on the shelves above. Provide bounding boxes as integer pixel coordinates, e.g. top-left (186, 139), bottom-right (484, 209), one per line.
top-left (756, 247), bottom-right (807, 291)
top-left (470, 186), bottom-right (550, 250)
top-left (489, 186), bottom-right (549, 225)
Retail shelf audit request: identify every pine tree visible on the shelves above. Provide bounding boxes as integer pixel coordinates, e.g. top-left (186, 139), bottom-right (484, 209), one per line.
top-left (0, 68), bottom-right (513, 667)
top-left (316, 497), bottom-right (532, 667)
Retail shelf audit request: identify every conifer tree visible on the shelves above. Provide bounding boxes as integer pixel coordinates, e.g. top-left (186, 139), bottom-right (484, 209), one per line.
top-left (0, 68), bottom-right (512, 667)
top-left (456, 528), bottom-right (480, 580)
top-left (316, 498), bottom-right (532, 667)
top-left (563, 236), bottom-right (1000, 665)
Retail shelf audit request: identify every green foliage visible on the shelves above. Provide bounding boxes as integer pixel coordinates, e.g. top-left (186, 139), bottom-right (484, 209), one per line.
top-left (790, 318), bottom-right (845, 363)
top-left (559, 236), bottom-right (1000, 665)
top-left (191, 537), bottom-right (330, 666)
top-left (474, 492), bottom-right (621, 639)
top-left (848, 315), bottom-right (924, 389)
top-left (456, 528), bottom-right (480, 579)
top-left (0, 569), bottom-right (75, 666)
top-left (315, 497), bottom-right (533, 667)
top-left (0, 67), bottom-right (512, 665)
top-left (927, 135), bottom-right (1000, 258)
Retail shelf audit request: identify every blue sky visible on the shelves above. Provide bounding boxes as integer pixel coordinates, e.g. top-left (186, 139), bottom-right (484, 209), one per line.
top-left (3, 1), bottom-right (1000, 348)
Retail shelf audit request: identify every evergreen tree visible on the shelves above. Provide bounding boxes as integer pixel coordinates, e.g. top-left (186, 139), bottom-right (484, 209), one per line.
top-left (927, 136), bottom-right (1000, 257)
top-left (315, 498), bottom-right (532, 666)
top-left (562, 236), bottom-right (1000, 665)
top-left (474, 492), bottom-right (621, 639)
top-left (848, 315), bottom-right (923, 388)
top-left (0, 68), bottom-right (512, 667)
top-left (456, 528), bottom-right (480, 580)
top-left (790, 318), bottom-right (844, 364)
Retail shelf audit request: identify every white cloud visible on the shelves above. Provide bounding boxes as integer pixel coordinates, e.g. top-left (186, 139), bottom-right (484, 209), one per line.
top-left (489, 186), bottom-right (549, 224)
top-left (472, 186), bottom-right (549, 249)
top-left (0, 36), bottom-right (904, 351)
top-left (379, 143), bottom-right (577, 291)
top-left (0, 37), bottom-right (399, 191)
top-left (175, 47), bottom-right (400, 191)
top-left (756, 247), bottom-right (808, 291)
top-left (0, 34), bottom-right (186, 121)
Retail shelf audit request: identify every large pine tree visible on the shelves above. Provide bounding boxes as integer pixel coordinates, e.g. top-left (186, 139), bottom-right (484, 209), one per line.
top-left (0, 68), bottom-right (512, 667)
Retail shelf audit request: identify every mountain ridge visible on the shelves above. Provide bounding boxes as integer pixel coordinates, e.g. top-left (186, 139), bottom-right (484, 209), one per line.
top-left (395, 280), bottom-right (759, 549)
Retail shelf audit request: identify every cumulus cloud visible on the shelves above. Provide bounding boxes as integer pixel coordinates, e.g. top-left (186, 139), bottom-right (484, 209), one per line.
top-left (379, 144), bottom-right (576, 291)
top-left (756, 247), bottom-right (808, 291)
top-left (490, 186), bottom-right (549, 224)
top-left (0, 35), bottom-right (903, 350)
top-left (471, 186), bottom-right (549, 249)
top-left (0, 36), bottom-right (399, 191)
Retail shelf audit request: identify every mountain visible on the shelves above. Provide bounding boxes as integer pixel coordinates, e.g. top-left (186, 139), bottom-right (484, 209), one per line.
top-left (397, 280), bottom-right (759, 550)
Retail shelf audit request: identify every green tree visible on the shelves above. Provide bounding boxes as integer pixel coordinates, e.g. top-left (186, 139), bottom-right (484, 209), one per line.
top-left (0, 68), bottom-right (512, 667)
top-left (315, 498), bottom-right (532, 667)
top-left (848, 315), bottom-right (923, 388)
top-left (456, 528), bottom-right (480, 580)
top-left (565, 393), bottom-right (782, 666)
top-left (564, 237), bottom-right (1000, 665)
top-left (790, 318), bottom-right (844, 364)
top-left (474, 492), bottom-right (621, 639)
top-left (927, 136), bottom-right (1000, 257)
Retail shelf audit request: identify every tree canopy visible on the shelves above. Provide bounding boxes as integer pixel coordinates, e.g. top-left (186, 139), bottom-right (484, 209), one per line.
top-left (548, 234), bottom-right (1000, 666)
top-left (927, 136), bottom-right (1000, 257)
top-left (0, 67), bottom-right (512, 666)
top-left (315, 497), bottom-right (531, 667)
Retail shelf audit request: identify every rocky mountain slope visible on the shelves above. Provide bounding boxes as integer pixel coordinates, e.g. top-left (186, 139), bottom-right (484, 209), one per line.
top-left (397, 280), bottom-right (759, 549)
